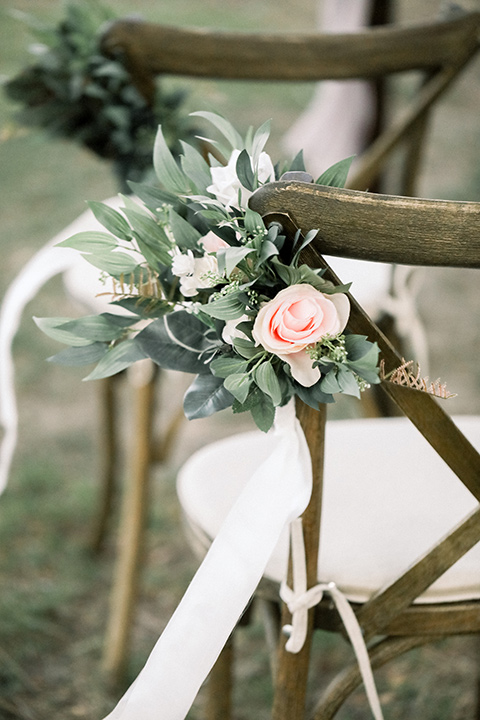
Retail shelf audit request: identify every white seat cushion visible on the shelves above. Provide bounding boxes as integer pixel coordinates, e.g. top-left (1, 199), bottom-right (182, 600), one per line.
top-left (177, 416), bottom-right (480, 604)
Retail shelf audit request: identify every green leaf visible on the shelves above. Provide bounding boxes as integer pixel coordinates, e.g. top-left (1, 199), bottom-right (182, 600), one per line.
top-left (250, 392), bottom-right (275, 432)
top-left (191, 111), bottom-right (243, 150)
top-left (184, 374), bottom-right (234, 419)
top-left (224, 373), bottom-right (252, 404)
top-left (254, 361), bottom-right (282, 406)
top-left (57, 314), bottom-right (129, 342)
top-left (48, 342), bottom-right (107, 366)
top-left (128, 181), bottom-right (181, 213)
top-left (289, 149), bottom-right (306, 172)
top-left (169, 208), bottom-right (202, 251)
top-left (244, 207), bottom-right (264, 236)
top-left (344, 334), bottom-right (375, 361)
top-left (293, 379), bottom-right (334, 409)
top-left (87, 201), bottom-right (132, 240)
top-left (202, 294), bottom-right (246, 321)
top-left (316, 156), bottom-right (355, 189)
top-left (259, 239), bottom-right (279, 265)
top-left (210, 356), bottom-right (248, 378)
top-left (83, 340), bottom-right (147, 381)
top-left (346, 342), bottom-right (380, 384)
top-left (56, 230), bottom-right (117, 253)
top-left (233, 337), bottom-right (260, 359)
top-left (236, 149), bottom-right (255, 191)
top-left (251, 119), bottom-right (271, 164)
top-left (217, 246), bottom-right (254, 277)
top-left (337, 366), bottom-right (361, 398)
top-left (34, 316), bottom-right (91, 347)
top-left (180, 141), bottom-right (212, 194)
top-left (123, 208), bottom-right (172, 266)
top-left (83, 251), bottom-right (138, 276)
top-left (135, 314), bottom-right (207, 374)
top-left (320, 368), bottom-right (342, 395)
top-left (153, 125), bottom-right (191, 194)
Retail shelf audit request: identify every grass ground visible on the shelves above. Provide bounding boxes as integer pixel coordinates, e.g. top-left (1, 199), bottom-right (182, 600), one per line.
top-left (1, 0), bottom-right (480, 718)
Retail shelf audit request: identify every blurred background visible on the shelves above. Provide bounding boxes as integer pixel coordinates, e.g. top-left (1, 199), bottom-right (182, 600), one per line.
top-left (0, 1), bottom-right (480, 718)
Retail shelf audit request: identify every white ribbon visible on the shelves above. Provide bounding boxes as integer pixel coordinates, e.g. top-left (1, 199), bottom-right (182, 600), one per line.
top-left (103, 400), bottom-right (312, 720)
top-left (281, 518), bottom-right (384, 720)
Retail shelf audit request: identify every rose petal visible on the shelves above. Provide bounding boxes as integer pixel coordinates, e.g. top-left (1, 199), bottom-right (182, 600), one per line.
top-left (279, 350), bottom-right (320, 387)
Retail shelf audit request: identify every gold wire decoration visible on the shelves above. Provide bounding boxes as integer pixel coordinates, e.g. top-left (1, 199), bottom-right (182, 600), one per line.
top-left (380, 359), bottom-right (457, 399)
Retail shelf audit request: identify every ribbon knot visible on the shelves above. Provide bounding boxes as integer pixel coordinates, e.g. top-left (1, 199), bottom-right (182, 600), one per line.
top-left (280, 518), bottom-right (385, 720)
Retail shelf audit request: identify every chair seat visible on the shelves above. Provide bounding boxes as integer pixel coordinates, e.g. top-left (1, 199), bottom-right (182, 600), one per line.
top-left (177, 415), bottom-right (480, 604)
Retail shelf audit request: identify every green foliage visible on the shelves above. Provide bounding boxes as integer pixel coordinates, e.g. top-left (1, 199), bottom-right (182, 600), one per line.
top-left (3, 0), bottom-right (195, 191)
top-left (36, 113), bottom-right (379, 432)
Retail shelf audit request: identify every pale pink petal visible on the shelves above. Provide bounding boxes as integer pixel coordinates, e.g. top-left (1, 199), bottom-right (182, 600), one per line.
top-left (279, 350), bottom-right (320, 387)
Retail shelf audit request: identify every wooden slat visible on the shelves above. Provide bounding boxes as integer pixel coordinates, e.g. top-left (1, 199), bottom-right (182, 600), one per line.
top-left (357, 506), bottom-right (480, 639)
top-left (249, 185), bottom-right (480, 267)
top-left (101, 13), bottom-right (480, 82)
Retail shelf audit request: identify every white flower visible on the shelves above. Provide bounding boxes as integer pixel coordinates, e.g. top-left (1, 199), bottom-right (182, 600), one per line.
top-left (222, 314), bottom-right (250, 344)
top-left (207, 149), bottom-right (275, 210)
top-left (178, 255), bottom-right (220, 297)
top-left (171, 249), bottom-right (195, 277)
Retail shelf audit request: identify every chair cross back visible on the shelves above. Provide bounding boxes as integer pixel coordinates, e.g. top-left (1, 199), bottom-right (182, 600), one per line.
top-left (248, 180), bottom-right (480, 717)
top-left (101, 11), bottom-right (480, 193)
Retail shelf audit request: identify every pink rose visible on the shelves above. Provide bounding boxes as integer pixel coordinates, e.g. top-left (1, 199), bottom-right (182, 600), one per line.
top-left (199, 231), bottom-right (229, 254)
top-left (252, 284), bottom-right (350, 387)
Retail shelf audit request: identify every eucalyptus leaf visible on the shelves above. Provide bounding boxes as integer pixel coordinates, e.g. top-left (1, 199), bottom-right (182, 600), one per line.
top-left (184, 374), bottom-right (234, 419)
top-left (83, 339), bottom-right (147, 380)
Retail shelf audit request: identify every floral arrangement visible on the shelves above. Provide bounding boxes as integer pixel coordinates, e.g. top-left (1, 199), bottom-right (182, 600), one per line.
top-left (3, 0), bottom-right (194, 190)
top-left (37, 112), bottom-right (380, 431)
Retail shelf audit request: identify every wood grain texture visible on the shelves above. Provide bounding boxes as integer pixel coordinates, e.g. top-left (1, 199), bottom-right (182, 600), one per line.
top-left (101, 13), bottom-right (480, 82)
top-left (249, 184), bottom-right (480, 267)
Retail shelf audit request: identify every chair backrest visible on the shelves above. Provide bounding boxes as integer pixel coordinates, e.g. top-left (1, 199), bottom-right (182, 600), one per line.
top-left (100, 10), bottom-right (480, 194)
top-left (249, 179), bottom-right (480, 644)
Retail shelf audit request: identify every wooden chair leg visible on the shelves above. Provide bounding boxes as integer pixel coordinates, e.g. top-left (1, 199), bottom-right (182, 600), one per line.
top-left (272, 402), bottom-right (326, 720)
top-left (102, 360), bottom-right (156, 683)
top-left (91, 375), bottom-right (119, 554)
top-left (206, 633), bottom-right (235, 720)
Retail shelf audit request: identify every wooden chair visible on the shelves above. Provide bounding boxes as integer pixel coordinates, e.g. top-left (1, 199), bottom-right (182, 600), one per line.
top-left (96, 6), bottom-right (480, 684)
top-left (176, 178), bottom-right (480, 719)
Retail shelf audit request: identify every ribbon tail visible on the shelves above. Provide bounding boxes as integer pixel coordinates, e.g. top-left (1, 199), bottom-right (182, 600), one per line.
top-left (103, 401), bottom-right (312, 720)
